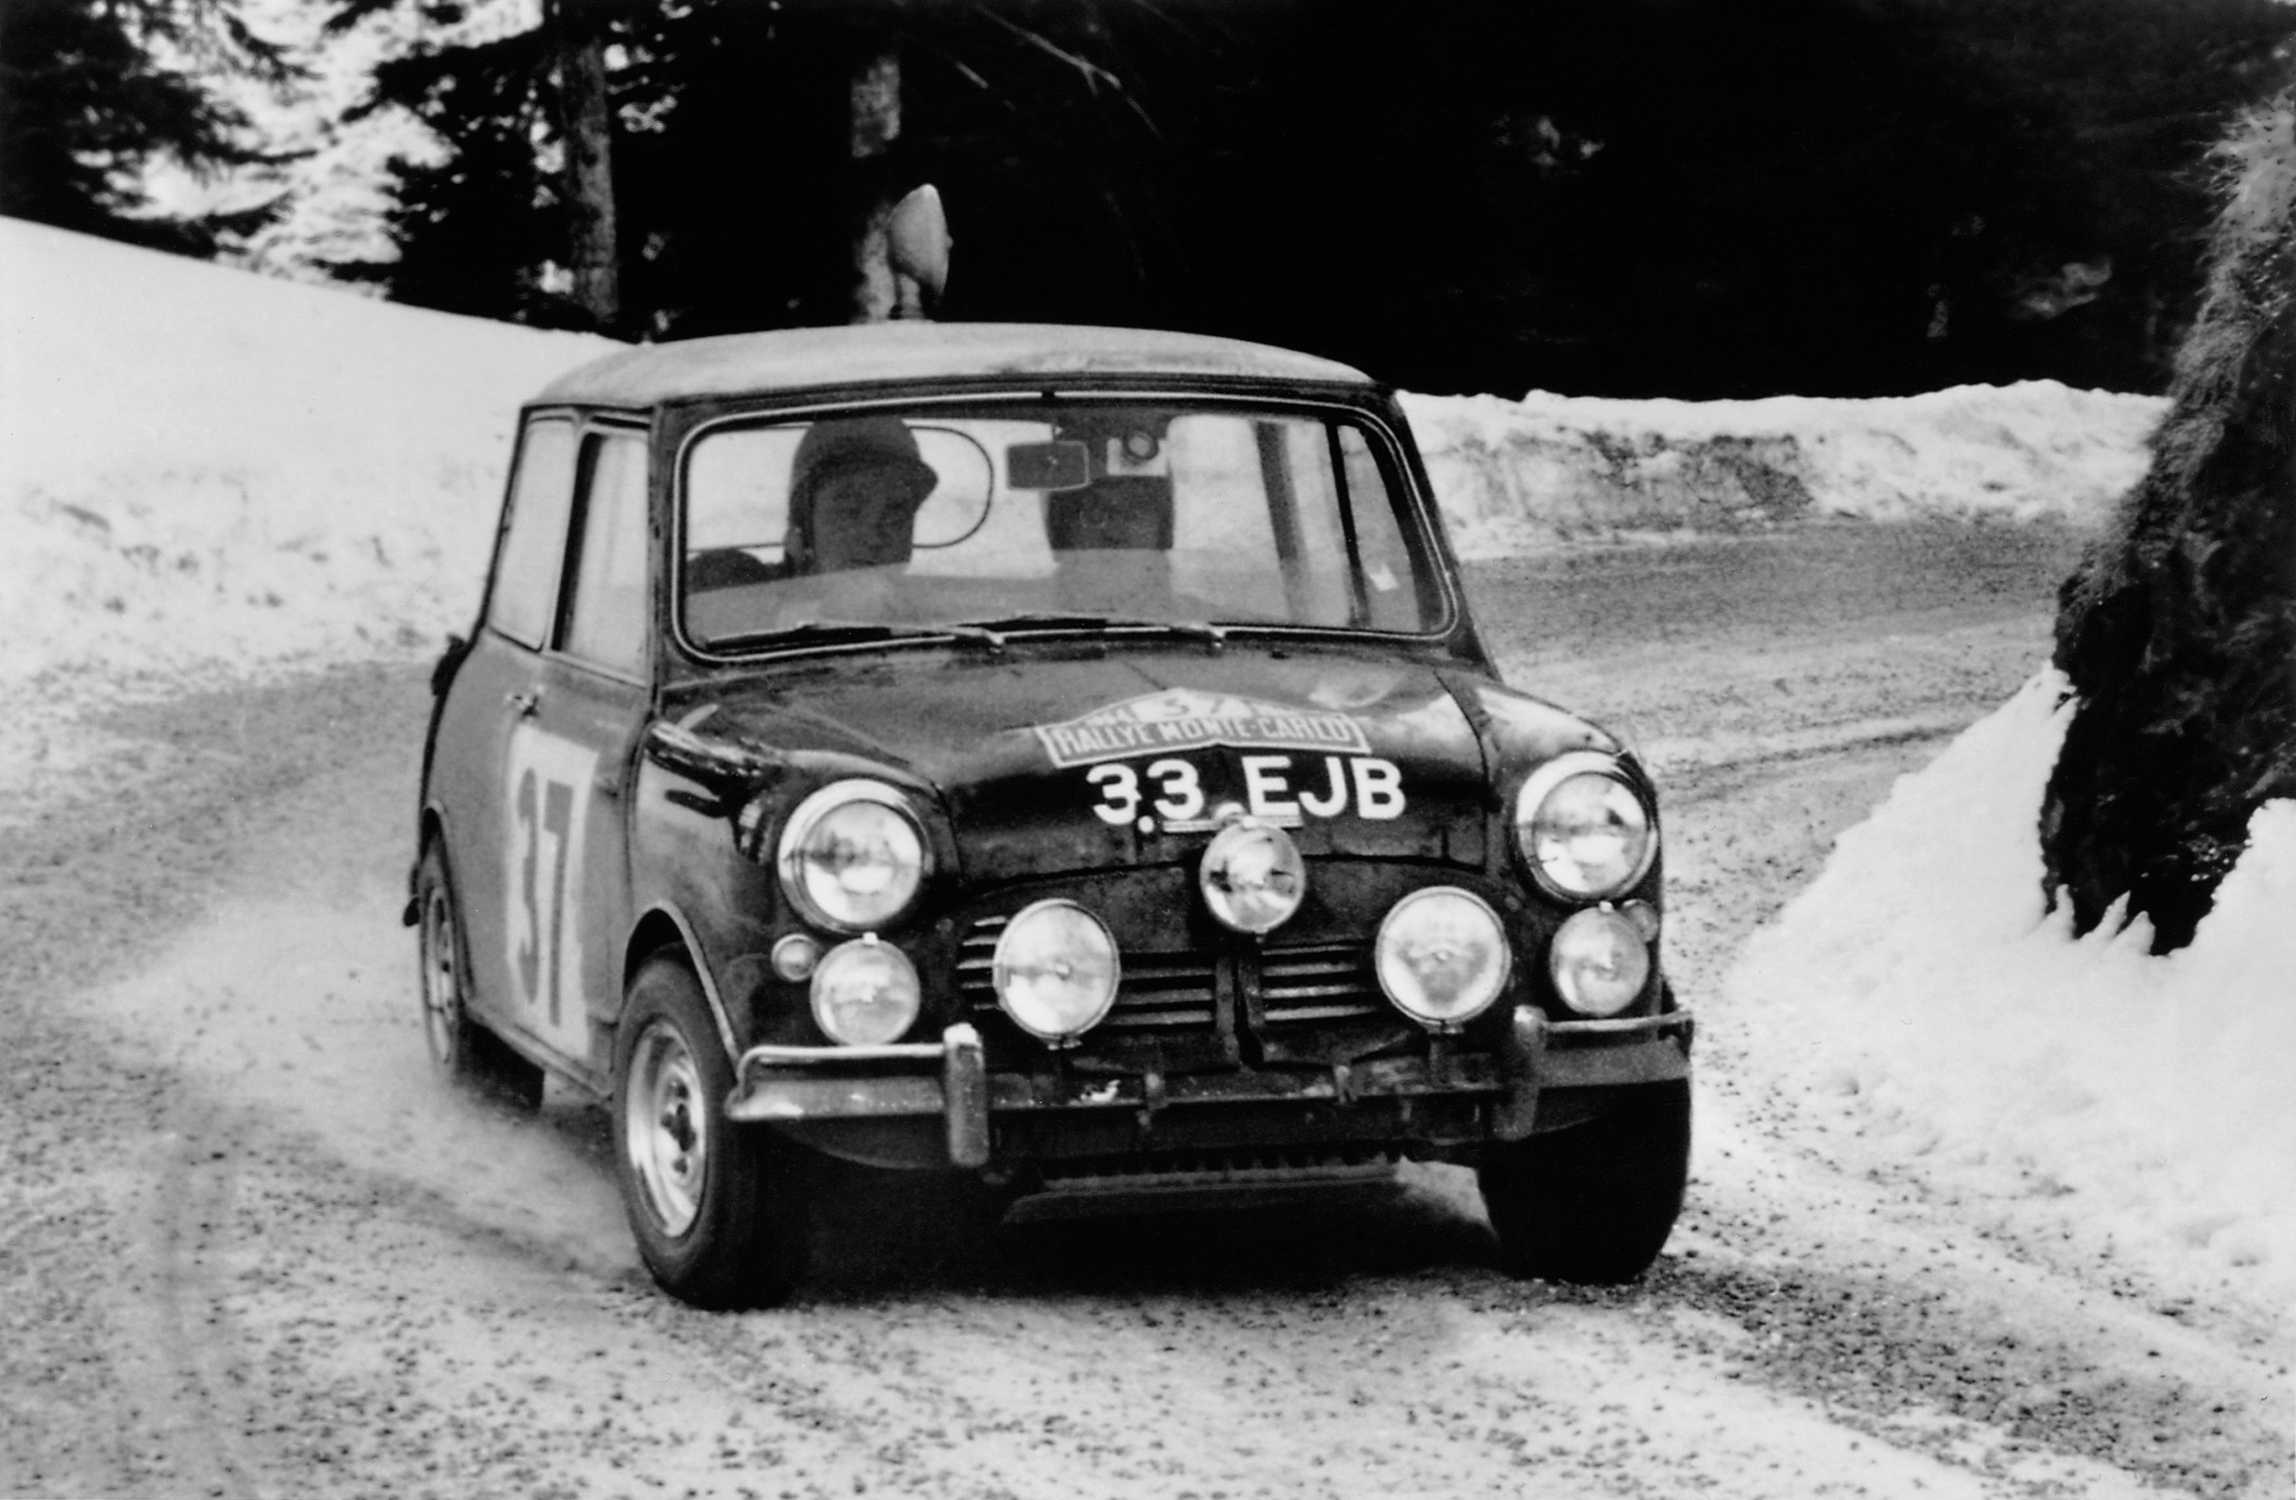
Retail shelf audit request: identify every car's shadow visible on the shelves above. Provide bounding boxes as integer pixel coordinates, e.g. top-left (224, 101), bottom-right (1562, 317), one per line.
top-left (541, 1096), bottom-right (1501, 1302)
top-left (796, 1159), bottom-right (1503, 1303)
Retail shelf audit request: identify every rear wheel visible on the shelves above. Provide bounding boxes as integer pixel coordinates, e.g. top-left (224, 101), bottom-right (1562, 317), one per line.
top-left (614, 956), bottom-right (808, 1308)
top-left (1478, 1081), bottom-right (1690, 1285)
top-left (415, 842), bottom-right (545, 1112)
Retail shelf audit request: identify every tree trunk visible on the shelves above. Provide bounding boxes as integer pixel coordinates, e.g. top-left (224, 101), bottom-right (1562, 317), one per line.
top-left (2040, 92), bottom-right (2296, 951)
top-left (549, 0), bottom-right (621, 335)
top-left (846, 47), bottom-right (915, 324)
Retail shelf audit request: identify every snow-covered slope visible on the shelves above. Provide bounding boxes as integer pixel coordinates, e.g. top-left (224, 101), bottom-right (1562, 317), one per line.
top-left (0, 216), bottom-right (615, 692)
top-left (1, 215), bottom-right (2160, 692)
top-left (4, 216), bottom-right (2284, 1313)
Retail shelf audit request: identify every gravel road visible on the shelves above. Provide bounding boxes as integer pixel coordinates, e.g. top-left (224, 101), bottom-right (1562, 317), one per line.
top-left (3, 521), bottom-right (2288, 1499)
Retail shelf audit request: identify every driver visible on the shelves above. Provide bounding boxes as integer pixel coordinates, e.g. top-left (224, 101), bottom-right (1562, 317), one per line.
top-left (785, 416), bottom-right (938, 576)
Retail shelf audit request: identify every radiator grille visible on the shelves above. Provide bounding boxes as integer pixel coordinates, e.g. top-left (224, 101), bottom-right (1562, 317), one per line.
top-left (1258, 939), bottom-right (1384, 1025)
top-left (958, 918), bottom-right (1387, 1038)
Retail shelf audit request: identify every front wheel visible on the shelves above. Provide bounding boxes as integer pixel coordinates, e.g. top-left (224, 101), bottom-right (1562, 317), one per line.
top-left (415, 842), bottom-right (544, 1112)
top-left (614, 956), bottom-right (808, 1308)
top-left (1478, 1081), bottom-right (1690, 1285)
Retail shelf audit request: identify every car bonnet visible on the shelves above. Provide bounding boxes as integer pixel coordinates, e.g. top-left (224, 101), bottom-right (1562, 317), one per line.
top-left (673, 644), bottom-right (1615, 882)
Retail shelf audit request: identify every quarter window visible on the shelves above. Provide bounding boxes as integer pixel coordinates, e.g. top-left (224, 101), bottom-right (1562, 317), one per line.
top-left (1337, 424), bottom-right (1426, 631)
top-left (563, 432), bottom-right (651, 675)
top-left (490, 419), bottom-right (579, 648)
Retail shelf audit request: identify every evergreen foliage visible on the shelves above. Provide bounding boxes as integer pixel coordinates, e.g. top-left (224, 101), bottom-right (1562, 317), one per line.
top-left (612, 1), bottom-right (899, 335)
top-left (2043, 87), bottom-right (2296, 951)
top-left (1906, 0), bottom-right (2296, 392)
top-left (330, 23), bottom-right (573, 325)
top-left (327, 0), bottom-right (2296, 396)
top-left (0, 0), bottom-right (294, 255)
top-left (22, 0), bottom-right (2293, 393)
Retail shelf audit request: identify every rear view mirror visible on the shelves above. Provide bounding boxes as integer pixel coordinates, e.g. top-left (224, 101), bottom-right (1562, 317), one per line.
top-left (1006, 440), bottom-right (1092, 492)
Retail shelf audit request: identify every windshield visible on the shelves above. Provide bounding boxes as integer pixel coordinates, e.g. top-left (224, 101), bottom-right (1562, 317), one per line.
top-left (678, 400), bottom-right (1443, 650)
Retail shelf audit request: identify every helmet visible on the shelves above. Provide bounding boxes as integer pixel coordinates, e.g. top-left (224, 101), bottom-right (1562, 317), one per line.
top-left (787, 417), bottom-right (937, 569)
top-left (792, 416), bottom-right (930, 495)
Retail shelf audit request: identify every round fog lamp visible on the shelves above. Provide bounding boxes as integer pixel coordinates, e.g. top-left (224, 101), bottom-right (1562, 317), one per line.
top-left (993, 899), bottom-right (1119, 1045)
top-left (1374, 887), bottom-right (1510, 1031)
top-left (1199, 819), bottom-right (1306, 935)
top-left (1548, 906), bottom-right (1651, 1018)
top-left (810, 935), bottom-right (922, 1046)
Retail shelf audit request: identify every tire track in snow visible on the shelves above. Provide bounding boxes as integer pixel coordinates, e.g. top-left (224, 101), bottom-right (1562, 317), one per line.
top-left (118, 1123), bottom-right (272, 1500)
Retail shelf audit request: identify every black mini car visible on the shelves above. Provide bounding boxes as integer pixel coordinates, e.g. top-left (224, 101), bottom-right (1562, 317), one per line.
top-left (411, 319), bottom-right (1692, 1307)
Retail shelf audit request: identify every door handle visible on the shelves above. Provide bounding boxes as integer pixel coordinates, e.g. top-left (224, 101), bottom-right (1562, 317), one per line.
top-left (506, 689), bottom-right (541, 718)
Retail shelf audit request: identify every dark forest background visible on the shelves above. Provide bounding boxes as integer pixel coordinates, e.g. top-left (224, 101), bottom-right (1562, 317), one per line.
top-left (6, 0), bottom-right (2296, 398)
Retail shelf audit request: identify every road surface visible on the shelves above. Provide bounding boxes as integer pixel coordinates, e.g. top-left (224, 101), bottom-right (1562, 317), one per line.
top-left (3, 521), bottom-right (2286, 1498)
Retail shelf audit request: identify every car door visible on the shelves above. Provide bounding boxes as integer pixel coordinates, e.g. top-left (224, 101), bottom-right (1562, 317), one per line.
top-left (504, 423), bottom-right (654, 1085)
top-left (433, 412), bottom-right (579, 1067)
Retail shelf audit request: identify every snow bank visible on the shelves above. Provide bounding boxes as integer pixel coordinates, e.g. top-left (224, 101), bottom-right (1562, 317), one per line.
top-left (1403, 384), bottom-right (2162, 557)
top-left (1729, 673), bottom-right (2296, 1308)
top-left (0, 216), bottom-right (614, 693)
top-left (1, 215), bottom-right (2163, 696)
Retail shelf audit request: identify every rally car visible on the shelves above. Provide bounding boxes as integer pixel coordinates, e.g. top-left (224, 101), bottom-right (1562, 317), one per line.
top-left (411, 317), bottom-right (1692, 1308)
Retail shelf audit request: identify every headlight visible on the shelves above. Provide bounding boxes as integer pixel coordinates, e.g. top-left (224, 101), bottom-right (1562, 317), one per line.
top-left (810, 935), bottom-right (922, 1045)
top-left (1513, 753), bottom-right (1657, 902)
top-left (993, 899), bottom-right (1120, 1045)
top-left (1374, 887), bottom-right (1510, 1031)
top-left (1549, 906), bottom-right (1651, 1018)
top-left (1199, 817), bottom-right (1306, 935)
top-left (775, 780), bottom-right (928, 932)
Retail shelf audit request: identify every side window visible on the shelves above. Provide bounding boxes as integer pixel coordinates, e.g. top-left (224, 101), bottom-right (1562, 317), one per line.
top-left (1337, 424), bottom-right (1427, 632)
top-left (490, 419), bottom-right (579, 648)
top-left (563, 431), bottom-right (652, 675)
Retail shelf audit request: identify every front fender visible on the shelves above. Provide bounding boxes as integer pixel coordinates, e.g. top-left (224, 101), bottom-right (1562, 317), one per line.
top-left (622, 900), bottom-right (744, 1064)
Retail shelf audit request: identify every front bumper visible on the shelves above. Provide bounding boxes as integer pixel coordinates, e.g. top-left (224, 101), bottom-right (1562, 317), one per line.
top-left (722, 1005), bottom-right (1693, 1168)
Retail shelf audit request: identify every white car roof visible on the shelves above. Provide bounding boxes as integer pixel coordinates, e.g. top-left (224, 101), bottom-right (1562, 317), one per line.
top-left (533, 321), bottom-right (1376, 407)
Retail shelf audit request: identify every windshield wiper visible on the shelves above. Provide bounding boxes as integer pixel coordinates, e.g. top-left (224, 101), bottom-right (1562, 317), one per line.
top-left (957, 613), bottom-right (1230, 649)
top-left (712, 620), bottom-right (1011, 652)
top-left (715, 615), bottom-right (1231, 655)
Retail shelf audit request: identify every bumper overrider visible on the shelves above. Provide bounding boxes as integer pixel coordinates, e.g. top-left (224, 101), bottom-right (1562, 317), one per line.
top-left (722, 1006), bottom-right (1694, 1168)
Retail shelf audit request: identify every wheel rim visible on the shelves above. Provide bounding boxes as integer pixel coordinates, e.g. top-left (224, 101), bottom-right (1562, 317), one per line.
top-left (419, 884), bottom-right (463, 1069)
top-left (625, 1020), bottom-right (708, 1238)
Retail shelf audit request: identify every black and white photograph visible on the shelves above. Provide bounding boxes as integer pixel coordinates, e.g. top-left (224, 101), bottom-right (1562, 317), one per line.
top-left (1, 1), bottom-right (2291, 1495)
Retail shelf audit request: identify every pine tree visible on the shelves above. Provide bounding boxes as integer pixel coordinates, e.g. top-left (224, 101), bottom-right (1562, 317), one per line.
top-left (0, 0), bottom-right (294, 255)
top-left (326, 0), bottom-right (640, 331)
top-left (337, 0), bottom-right (1150, 335)
top-left (331, 15), bottom-right (568, 325)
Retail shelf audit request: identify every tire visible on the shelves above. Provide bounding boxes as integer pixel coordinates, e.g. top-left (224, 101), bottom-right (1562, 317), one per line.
top-left (613, 956), bottom-right (808, 1309)
top-left (415, 842), bottom-right (545, 1112)
top-left (1478, 1080), bottom-right (1690, 1285)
